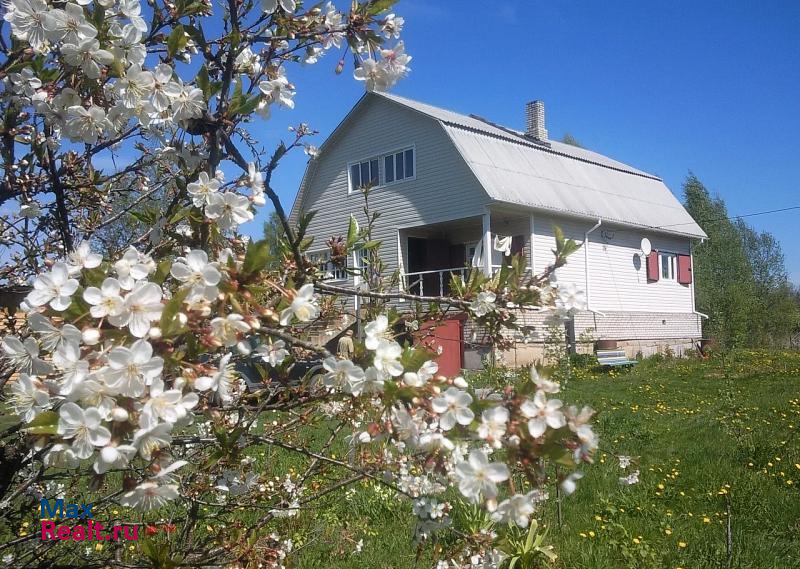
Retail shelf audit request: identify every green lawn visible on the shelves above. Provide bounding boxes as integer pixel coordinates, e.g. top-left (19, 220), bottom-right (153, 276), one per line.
top-left (287, 351), bottom-right (800, 569)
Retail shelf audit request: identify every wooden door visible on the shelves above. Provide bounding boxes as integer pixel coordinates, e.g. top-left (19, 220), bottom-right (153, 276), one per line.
top-left (419, 319), bottom-right (463, 377)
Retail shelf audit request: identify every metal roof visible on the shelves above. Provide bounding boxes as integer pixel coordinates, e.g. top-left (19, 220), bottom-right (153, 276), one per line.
top-left (375, 92), bottom-right (707, 238)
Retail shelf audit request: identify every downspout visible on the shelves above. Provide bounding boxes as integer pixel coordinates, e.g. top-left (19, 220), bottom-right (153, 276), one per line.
top-left (584, 219), bottom-right (605, 316)
top-left (689, 239), bottom-right (709, 319)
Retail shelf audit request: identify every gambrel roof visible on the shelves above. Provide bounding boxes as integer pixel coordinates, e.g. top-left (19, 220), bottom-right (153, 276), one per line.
top-left (292, 92), bottom-right (707, 238)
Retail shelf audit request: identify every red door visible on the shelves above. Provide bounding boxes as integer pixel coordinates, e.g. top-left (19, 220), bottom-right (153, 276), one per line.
top-left (419, 319), bottom-right (463, 377)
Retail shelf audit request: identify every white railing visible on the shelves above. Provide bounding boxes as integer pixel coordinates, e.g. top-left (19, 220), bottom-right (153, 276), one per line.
top-left (402, 267), bottom-right (472, 297)
top-left (402, 264), bottom-right (535, 297)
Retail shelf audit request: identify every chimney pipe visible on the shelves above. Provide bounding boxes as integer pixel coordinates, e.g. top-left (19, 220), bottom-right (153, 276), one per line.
top-left (525, 100), bottom-right (548, 140)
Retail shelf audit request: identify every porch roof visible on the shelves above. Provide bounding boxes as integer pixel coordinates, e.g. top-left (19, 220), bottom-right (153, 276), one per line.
top-left (375, 93), bottom-right (707, 239)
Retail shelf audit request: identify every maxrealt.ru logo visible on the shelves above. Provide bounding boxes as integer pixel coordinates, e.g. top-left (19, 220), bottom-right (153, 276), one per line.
top-left (39, 499), bottom-right (138, 542)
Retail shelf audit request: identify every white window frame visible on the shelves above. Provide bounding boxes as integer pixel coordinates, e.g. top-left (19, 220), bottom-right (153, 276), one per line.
top-left (382, 145), bottom-right (416, 187)
top-left (308, 250), bottom-right (348, 282)
top-left (346, 144), bottom-right (416, 194)
top-left (347, 157), bottom-right (379, 194)
top-left (659, 251), bottom-right (677, 281)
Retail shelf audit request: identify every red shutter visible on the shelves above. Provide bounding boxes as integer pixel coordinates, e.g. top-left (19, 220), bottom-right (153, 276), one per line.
top-left (646, 251), bottom-right (660, 282)
top-left (677, 254), bottom-right (692, 284)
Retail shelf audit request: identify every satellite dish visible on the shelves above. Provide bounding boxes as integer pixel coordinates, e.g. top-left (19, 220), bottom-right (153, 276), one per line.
top-left (640, 238), bottom-right (652, 256)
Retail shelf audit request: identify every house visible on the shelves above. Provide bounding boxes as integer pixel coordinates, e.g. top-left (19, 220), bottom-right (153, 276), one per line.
top-left (289, 92), bottom-right (708, 370)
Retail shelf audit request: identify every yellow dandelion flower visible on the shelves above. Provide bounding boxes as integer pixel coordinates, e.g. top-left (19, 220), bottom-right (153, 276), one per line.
top-left (678, 542), bottom-right (687, 548)
top-left (589, 531), bottom-right (596, 538)
top-left (665, 528), bottom-right (673, 535)
top-left (633, 538), bottom-right (641, 544)
top-left (703, 517), bottom-right (711, 523)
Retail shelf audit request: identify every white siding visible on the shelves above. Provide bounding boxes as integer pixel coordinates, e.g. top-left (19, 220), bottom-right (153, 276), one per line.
top-left (531, 214), bottom-right (695, 313)
top-left (297, 97), bottom-right (491, 277)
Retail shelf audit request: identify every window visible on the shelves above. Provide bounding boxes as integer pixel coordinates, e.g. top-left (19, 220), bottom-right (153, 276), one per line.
top-left (384, 148), bottom-right (414, 184)
top-left (660, 252), bottom-right (677, 280)
top-left (308, 251), bottom-right (348, 281)
top-left (349, 158), bottom-right (379, 192)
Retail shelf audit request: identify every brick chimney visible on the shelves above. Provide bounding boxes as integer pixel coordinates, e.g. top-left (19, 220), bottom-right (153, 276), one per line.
top-left (525, 100), bottom-right (548, 140)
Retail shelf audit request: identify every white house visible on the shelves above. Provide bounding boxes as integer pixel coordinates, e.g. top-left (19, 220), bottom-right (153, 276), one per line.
top-left (289, 92), bottom-right (708, 368)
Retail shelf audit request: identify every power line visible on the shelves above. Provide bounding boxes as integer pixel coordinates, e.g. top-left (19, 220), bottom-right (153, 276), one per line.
top-left (656, 205), bottom-right (800, 229)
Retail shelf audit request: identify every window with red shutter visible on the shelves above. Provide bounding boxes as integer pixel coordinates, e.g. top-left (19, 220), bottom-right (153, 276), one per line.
top-left (677, 254), bottom-right (692, 284)
top-left (646, 251), bottom-right (660, 282)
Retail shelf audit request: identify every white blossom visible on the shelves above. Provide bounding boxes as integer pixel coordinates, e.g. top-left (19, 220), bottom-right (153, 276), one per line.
top-left (57, 402), bottom-right (111, 459)
top-left (261, 0), bottom-right (295, 14)
top-left (477, 406), bottom-right (509, 447)
top-left (170, 250), bottom-right (221, 301)
top-left (195, 353), bottom-right (235, 403)
top-left (255, 339), bottom-right (288, 367)
top-left (43, 3), bottom-right (97, 45)
top-left (520, 391), bottom-right (566, 438)
top-left (120, 481), bottom-right (179, 511)
top-left (5, 0), bottom-right (50, 52)
top-left (8, 373), bottom-right (50, 422)
top-left (26, 262), bottom-right (79, 311)
top-left (66, 240), bottom-right (102, 274)
top-left (2, 336), bottom-right (52, 375)
top-left (52, 340), bottom-right (89, 395)
top-left (322, 357), bottom-right (366, 395)
top-left (210, 314), bottom-right (250, 347)
top-left (431, 387), bottom-right (474, 431)
top-left (470, 291), bottom-right (496, 317)
top-left (94, 444), bottom-right (136, 474)
top-left (108, 281), bottom-right (163, 338)
top-left (455, 450), bottom-right (509, 505)
top-left (104, 339), bottom-right (164, 397)
top-left (61, 38), bottom-right (113, 79)
top-left (205, 192), bottom-right (254, 230)
top-left (365, 314), bottom-right (390, 350)
top-left (279, 284), bottom-right (319, 325)
top-left (187, 171), bottom-right (221, 207)
top-left (83, 277), bottom-right (125, 319)
top-left (372, 339), bottom-right (404, 377)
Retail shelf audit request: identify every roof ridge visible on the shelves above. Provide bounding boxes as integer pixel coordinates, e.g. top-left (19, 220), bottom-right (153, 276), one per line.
top-left (375, 92), bottom-right (661, 182)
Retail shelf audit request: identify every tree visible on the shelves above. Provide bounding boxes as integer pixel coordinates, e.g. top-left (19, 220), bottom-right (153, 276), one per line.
top-left (560, 132), bottom-right (584, 148)
top-left (684, 174), bottom-right (799, 348)
top-left (0, 2), bottom-right (598, 567)
top-left (683, 175), bottom-right (755, 348)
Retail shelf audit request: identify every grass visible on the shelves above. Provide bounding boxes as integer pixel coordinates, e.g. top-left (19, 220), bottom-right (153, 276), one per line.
top-left (286, 350), bottom-right (800, 568)
top-left (4, 351), bottom-right (799, 568)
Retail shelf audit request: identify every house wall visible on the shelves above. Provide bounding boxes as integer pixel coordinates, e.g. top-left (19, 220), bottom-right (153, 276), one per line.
top-left (529, 213), bottom-right (697, 314)
top-left (297, 96), bottom-right (491, 277)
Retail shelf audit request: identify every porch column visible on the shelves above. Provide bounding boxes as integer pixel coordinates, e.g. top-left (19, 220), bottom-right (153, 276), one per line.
top-left (528, 212), bottom-right (535, 273)
top-left (482, 211), bottom-right (492, 276)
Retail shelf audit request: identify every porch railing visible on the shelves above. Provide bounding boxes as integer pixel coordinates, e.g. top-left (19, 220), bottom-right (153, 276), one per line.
top-left (401, 265), bottom-right (533, 297)
top-left (402, 267), bottom-right (472, 297)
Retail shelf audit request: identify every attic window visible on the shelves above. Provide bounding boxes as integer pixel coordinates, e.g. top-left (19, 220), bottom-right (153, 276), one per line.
top-left (384, 148), bottom-right (415, 184)
top-left (349, 158), bottom-right (379, 192)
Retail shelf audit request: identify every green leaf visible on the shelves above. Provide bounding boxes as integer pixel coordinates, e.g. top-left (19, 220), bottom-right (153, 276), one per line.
top-left (152, 259), bottom-right (172, 285)
top-left (366, 0), bottom-right (397, 16)
top-left (233, 94), bottom-right (261, 117)
top-left (167, 25), bottom-right (187, 57)
top-left (22, 410), bottom-right (59, 435)
top-left (346, 215), bottom-right (359, 247)
top-left (160, 287), bottom-right (190, 337)
top-left (242, 239), bottom-right (271, 277)
top-left (195, 65), bottom-right (211, 99)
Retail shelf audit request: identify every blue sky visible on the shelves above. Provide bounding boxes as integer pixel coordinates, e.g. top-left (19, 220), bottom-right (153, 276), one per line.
top-left (249, 1), bottom-right (800, 282)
